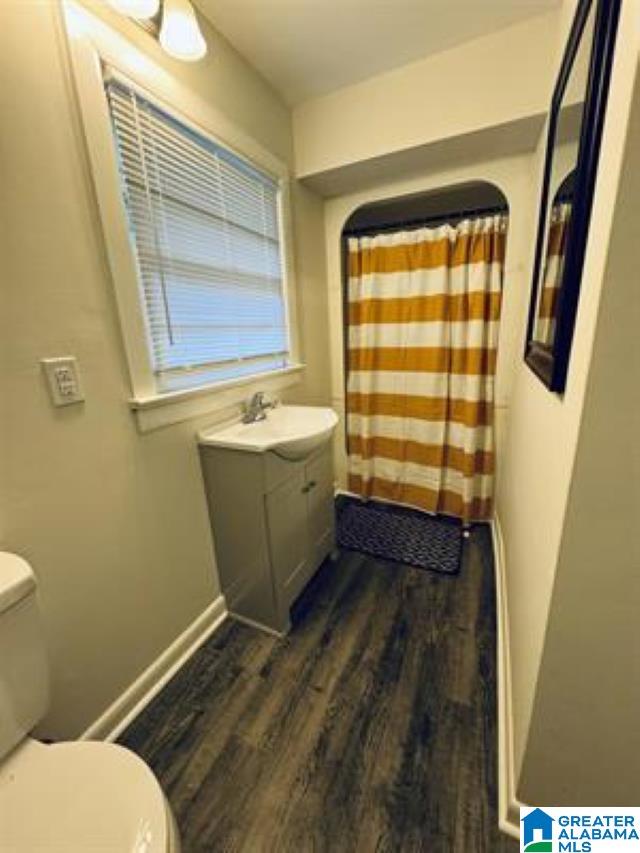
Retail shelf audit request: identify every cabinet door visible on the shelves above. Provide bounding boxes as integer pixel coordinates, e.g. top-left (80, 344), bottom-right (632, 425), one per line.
top-left (265, 469), bottom-right (310, 605)
top-left (305, 445), bottom-right (335, 568)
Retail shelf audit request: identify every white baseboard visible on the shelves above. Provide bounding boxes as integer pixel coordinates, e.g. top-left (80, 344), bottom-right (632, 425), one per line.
top-left (491, 514), bottom-right (523, 841)
top-left (81, 595), bottom-right (227, 743)
top-left (230, 611), bottom-right (286, 638)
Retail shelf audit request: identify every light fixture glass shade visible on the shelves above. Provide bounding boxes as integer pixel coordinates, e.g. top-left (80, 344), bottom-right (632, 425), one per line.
top-left (159, 0), bottom-right (207, 62)
top-left (107, 0), bottom-right (160, 19)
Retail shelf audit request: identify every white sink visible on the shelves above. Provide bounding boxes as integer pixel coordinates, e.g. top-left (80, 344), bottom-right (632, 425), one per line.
top-left (198, 405), bottom-right (338, 461)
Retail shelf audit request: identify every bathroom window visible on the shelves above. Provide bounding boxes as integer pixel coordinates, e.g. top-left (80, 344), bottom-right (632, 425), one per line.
top-left (105, 76), bottom-right (291, 394)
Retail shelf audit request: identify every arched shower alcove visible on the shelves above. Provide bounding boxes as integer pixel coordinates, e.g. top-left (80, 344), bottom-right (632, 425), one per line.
top-left (342, 181), bottom-right (509, 238)
top-left (337, 180), bottom-right (511, 521)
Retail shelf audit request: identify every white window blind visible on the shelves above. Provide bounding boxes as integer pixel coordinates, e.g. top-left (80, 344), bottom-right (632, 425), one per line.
top-left (105, 75), bottom-right (289, 392)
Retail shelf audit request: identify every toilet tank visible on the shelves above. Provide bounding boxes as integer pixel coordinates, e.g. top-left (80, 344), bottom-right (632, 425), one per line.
top-left (0, 553), bottom-right (49, 761)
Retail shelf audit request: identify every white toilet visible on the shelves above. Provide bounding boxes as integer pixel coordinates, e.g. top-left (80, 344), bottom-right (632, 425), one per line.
top-left (0, 553), bottom-right (180, 852)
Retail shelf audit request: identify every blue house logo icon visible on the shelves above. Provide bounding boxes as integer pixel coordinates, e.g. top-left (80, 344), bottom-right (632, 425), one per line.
top-left (521, 808), bottom-right (554, 851)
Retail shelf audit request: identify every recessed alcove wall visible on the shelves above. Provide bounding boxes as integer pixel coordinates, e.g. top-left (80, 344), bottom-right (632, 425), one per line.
top-left (343, 182), bottom-right (508, 233)
top-left (322, 162), bottom-right (538, 494)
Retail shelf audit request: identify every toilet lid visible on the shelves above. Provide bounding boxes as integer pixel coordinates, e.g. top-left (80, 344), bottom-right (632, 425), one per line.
top-left (0, 739), bottom-right (169, 852)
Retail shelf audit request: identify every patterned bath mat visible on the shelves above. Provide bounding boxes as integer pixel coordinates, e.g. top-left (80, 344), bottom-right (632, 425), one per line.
top-left (336, 497), bottom-right (463, 575)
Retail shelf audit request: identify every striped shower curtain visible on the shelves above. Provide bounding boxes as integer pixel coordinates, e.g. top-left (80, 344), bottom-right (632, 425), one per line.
top-left (535, 202), bottom-right (571, 346)
top-left (346, 215), bottom-right (507, 523)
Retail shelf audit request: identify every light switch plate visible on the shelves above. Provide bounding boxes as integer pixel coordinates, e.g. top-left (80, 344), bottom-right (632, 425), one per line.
top-left (41, 357), bottom-right (84, 407)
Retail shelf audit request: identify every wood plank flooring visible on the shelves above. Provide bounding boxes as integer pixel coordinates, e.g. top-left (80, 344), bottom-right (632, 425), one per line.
top-left (120, 525), bottom-right (518, 853)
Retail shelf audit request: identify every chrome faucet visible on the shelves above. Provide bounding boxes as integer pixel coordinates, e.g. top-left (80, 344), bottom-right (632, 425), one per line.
top-left (242, 391), bottom-right (276, 423)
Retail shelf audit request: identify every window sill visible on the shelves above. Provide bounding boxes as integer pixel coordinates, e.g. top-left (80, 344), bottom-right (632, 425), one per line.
top-left (130, 364), bottom-right (305, 433)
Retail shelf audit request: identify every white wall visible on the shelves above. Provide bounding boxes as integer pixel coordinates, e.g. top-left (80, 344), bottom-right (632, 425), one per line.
top-left (286, 183), bottom-right (332, 406)
top-left (322, 156), bottom-right (538, 494)
top-left (293, 10), bottom-right (564, 181)
top-left (496, 0), bottom-right (640, 787)
top-left (519, 57), bottom-right (640, 804)
top-left (0, 0), bottom-right (326, 737)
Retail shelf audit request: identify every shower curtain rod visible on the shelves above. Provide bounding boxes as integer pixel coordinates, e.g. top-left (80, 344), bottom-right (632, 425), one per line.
top-left (342, 203), bottom-right (508, 238)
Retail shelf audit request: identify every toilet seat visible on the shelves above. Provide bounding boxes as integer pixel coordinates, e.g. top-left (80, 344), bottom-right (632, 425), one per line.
top-left (0, 738), bottom-right (177, 852)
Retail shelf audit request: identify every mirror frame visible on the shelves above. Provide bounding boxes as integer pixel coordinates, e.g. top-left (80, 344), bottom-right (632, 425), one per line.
top-left (524, 0), bottom-right (621, 392)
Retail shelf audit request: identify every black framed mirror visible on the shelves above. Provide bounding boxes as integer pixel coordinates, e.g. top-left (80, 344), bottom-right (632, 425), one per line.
top-left (525, 0), bottom-right (621, 392)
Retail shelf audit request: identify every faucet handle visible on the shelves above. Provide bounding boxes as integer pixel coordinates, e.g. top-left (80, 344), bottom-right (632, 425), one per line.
top-left (241, 391), bottom-right (278, 423)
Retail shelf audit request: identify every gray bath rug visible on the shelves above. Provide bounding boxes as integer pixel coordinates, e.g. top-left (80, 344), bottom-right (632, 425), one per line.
top-left (336, 497), bottom-right (463, 575)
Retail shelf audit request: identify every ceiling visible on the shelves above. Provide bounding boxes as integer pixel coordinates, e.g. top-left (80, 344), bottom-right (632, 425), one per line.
top-left (194, 0), bottom-right (561, 106)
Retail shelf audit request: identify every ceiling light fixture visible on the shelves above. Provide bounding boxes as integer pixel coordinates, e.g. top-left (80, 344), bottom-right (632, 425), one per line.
top-left (159, 0), bottom-right (207, 62)
top-left (107, 0), bottom-right (160, 20)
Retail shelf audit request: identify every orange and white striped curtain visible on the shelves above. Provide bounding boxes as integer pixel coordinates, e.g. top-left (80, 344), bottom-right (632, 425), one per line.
top-left (346, 215), bottom-right (507, 523)
top-left (534, 202), bottom-right (572, 346)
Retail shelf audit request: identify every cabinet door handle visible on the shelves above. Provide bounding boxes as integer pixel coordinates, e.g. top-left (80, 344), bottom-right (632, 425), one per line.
top-left (301, 484), bottom-right (310, 493)
top-left (308, 480), bottom-right (317, 490)
top-left (301, 481), bottom-right (317, 494)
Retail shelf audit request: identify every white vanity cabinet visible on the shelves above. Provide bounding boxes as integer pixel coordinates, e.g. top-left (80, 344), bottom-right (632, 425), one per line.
top-left (199, 440), bottom-right (335, 634)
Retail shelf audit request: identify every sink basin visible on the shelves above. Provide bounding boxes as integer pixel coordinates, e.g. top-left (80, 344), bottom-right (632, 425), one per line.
top-left (198, 405), bottom-right (338, 461)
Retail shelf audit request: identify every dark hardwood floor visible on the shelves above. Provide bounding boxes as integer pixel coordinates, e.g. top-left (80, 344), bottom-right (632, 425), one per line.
top-left (120, 525), bottom-right (518, 853)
